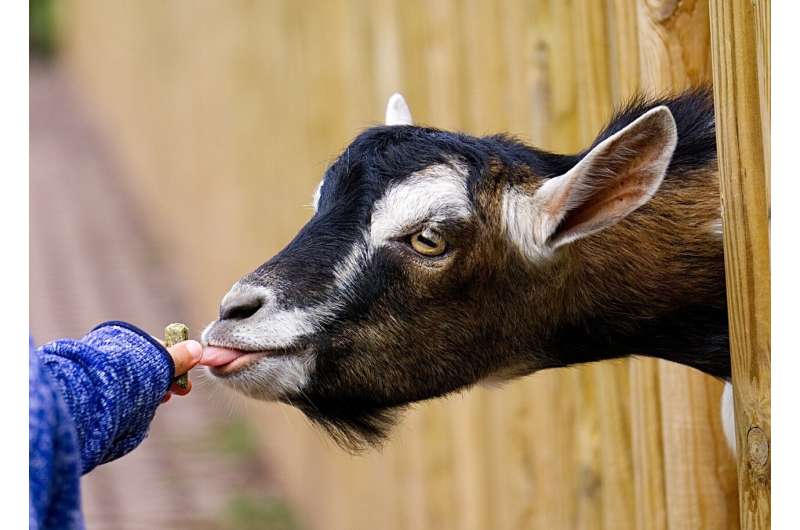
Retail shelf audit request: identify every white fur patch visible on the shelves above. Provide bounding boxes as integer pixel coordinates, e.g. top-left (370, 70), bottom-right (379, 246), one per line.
top-left (228, 306), bottom-right (323, 347)
top-left (370, 162), bottom-right (471, 246)
top-left (721, 381), bottom-right (736, 453)
top-left (709, 218), bottom-right (723, 237)
top-left (312, 179), bottom-right (324, 212)
top-left (333, 236), bottom-right (373, 292)
top-left (206, 284), bottom-right (337, 351)
top-left (500, 186), bottom-right (554, 263)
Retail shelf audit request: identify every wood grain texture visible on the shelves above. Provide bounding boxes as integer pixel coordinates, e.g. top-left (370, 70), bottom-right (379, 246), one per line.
top-left (59, 1), bottom-right (740, 528)
top-left (709, 0), bottom-right (772, 528)
top-left (636, 2), bottom-right (741, 529)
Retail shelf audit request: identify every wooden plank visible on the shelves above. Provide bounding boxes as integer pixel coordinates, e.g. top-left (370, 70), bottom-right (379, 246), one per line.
top-left (636, 1), bottom-right (740, 529)
top-left (611, 14), bottom-right (670, 517)
top-left (630, 360), bottom-right (668, 530)
top-left (709, 0), bottom-right (772, 528)
top-left (571, 4), bottom-right (635, 529)
top-left (753, 0), bottom-right (771, 210)
top-left (605, 0), bottom-right (641, 102)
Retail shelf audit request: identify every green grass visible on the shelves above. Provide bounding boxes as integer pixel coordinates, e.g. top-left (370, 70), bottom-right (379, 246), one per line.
top-left (218, 494), bottom-right (303, 530)
top-left (209, 417), bottom-right (261, 457)
top-left (30, 0), bottom-right (58, 58)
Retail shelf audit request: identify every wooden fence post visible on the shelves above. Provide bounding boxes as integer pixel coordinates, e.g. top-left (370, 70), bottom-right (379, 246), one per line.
top-left (637, 1), bottom-right (740, 528)
top-left (709, 0), bottom-right (771, 528)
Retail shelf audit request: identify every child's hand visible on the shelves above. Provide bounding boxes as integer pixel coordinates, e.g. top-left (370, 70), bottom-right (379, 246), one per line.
top-left (161, 340), bottom-right (203, 403)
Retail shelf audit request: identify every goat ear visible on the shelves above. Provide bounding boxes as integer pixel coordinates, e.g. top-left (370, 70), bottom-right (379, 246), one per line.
top-left (385, 93), bottom-right (413, 126)
top-left (533, 105), bottom-right (677, 250)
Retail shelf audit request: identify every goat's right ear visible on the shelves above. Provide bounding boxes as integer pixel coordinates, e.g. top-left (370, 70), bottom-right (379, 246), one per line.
top-left (385, 93), bottom-right (413, 126)
top-left (534, 106), bottom-right (676, 250)
top-left (503, 106), bottom-right (677, 260)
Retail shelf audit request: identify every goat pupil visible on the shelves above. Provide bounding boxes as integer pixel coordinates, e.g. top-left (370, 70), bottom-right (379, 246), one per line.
top-left (417, 234), bottom-right (437, 247)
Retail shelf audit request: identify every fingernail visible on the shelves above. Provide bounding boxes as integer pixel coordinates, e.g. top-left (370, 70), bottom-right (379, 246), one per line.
top-left (186, 340), bottom-right (203, 361)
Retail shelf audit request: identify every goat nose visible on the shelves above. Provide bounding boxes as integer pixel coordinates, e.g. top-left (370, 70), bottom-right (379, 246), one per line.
top-left (219, 289), bottom-right (265, 321)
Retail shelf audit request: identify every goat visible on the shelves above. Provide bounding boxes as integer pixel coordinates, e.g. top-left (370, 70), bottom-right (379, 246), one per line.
top-left (201, 89), bottom-right (730, 450)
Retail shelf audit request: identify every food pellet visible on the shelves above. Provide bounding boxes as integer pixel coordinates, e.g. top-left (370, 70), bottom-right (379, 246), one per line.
top-left (164, 323), bottom-right (190, 390)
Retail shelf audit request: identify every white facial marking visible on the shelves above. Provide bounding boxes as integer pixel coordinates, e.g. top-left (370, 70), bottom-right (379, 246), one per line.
top-left (207, 284), bottom-right (338, 351)
top-left (229, 306), bottom-right (321, 346)
top-left (385, 92), bottom-right (413, 126)
top-left (333, 235), bottom-right (373, 292)
top-left (312, 179), bottom-right (324, 212)
top-left (370, 162), bottom-right (471, 246)
top-left (501, 186), bottom-right (554, 263)
top-left (721, 381), bottom-right (736, 453)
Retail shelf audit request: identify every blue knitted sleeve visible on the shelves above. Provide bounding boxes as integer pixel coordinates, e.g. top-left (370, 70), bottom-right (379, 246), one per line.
top-left (36, 321), bottom-right (175, 474)
top-left (29, 340), bottom-right (84, 530)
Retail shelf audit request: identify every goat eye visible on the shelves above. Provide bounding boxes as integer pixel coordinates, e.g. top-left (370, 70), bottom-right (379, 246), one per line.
top-left (409, 229), bottom-right (446, 257)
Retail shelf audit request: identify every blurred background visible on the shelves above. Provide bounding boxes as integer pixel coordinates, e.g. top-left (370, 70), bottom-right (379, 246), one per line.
top-left (30, 1), bottom-right (738, 529)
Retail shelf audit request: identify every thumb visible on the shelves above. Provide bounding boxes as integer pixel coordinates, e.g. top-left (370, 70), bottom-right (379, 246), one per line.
top-left (168, 340), bottom-right (203, 376)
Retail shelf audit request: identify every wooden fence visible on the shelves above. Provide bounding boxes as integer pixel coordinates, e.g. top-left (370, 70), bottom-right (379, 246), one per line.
top-left (710, 1), bottom-right (771, 528)
top-left (59, 1), bottom-right (768, 528)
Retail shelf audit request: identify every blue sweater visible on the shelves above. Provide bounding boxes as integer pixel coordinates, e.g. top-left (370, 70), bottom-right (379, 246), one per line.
top-left (29, 322), bottom-right (175, 530)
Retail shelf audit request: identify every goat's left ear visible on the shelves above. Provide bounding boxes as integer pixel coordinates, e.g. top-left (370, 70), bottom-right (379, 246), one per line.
top-left (533, 105), bottom-right (677, 250)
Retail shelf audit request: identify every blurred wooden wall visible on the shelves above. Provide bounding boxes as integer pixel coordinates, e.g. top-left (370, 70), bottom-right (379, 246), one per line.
top-left (59, 1), bottom-right (739, 528)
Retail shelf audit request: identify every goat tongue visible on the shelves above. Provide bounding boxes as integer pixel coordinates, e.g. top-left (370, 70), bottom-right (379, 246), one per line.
top-left (200, 346), bottom-right (245, 367)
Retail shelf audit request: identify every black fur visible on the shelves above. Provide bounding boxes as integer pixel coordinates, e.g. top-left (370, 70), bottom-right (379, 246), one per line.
top-left (313, 87), bottom-right (716, 213)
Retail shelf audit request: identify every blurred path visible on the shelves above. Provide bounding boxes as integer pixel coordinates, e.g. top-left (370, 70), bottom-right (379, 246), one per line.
top-left (30, 61), bottom-right (290, 530)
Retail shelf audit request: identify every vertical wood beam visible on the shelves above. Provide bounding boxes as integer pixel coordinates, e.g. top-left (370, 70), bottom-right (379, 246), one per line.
top-left (709, 0), bottom-right (771, 528)
top-left (637, 1), bottom-right (740, 528)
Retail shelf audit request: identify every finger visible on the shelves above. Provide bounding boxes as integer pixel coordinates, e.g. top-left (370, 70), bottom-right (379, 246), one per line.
top-left (169, 379), bottom-right (193, 396)
top-left (168, 340), bottom-right (203, 376)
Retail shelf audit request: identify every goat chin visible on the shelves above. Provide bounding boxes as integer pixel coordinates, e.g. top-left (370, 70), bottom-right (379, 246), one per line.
top-left (204, 351), bottom-right (317, 403)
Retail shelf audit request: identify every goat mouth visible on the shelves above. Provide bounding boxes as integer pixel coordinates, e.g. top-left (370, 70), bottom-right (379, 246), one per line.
top-left (201, 345), bottom-right (303, 376)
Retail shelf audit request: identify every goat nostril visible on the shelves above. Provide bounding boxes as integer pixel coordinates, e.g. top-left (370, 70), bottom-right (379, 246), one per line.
top-left (219, 295), bottom-right (264, 321)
